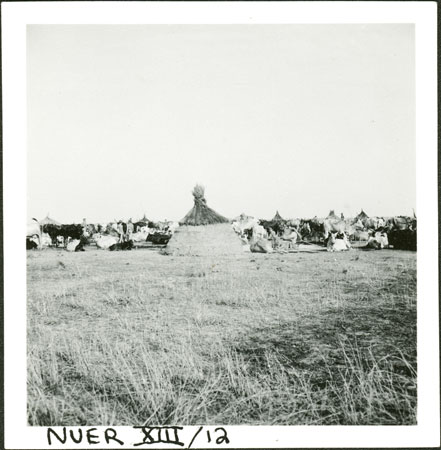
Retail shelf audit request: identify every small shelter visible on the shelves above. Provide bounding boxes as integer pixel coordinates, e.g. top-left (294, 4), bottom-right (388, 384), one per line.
top-left (135, 214), bottom-right (151, 226)
top-left (355, 209), bottom-right (369, 221)
top-left (272, 211), bottom-right (284, 222)
top-left (40, 214), bottom-right (61, 226)
top-left (327, 210), bottom-right (339, 220)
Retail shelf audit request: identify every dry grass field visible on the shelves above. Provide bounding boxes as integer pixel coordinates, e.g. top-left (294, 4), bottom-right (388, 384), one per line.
top-left (27, 247), bottom-right (416, 426)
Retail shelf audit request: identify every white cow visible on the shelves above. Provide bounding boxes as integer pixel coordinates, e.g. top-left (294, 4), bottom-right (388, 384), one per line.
top-left (131, 231), bottom-right (149, 242)
top-left (249, 236), bottom-right (273, 253)
top-left (366, 231), bottom-right (389, 249)
top-left (66, 239), bottom-right (81, 252)
top-left (327, 232), bottom-right (351, 252)
top-left (95, 235), bottom-right (118, 250)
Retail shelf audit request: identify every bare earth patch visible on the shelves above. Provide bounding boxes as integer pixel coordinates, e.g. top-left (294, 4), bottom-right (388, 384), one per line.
top-left (27, 248), bottom-right (416, 425)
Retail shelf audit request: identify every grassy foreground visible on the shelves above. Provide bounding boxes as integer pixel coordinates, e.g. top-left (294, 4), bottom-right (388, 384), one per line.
top-left (27, 247), bottom-right (416, 425)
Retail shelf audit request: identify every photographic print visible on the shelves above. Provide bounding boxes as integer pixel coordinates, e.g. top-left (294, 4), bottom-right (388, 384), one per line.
top-left (26, 22), bottom-right (417, 426)
top-left (3, 2), bottom-right (439, 448)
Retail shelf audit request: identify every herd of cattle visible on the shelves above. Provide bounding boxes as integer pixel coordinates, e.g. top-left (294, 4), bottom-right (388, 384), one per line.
top-left (26, 219), bottom-right (178, 251)
top-left (231, 211), bottom-right (417, 253)
top-left (26, 211), bottom-right (417, 253)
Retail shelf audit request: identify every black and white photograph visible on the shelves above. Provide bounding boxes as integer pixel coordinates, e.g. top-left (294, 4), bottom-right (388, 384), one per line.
top-left (3, 2), bottom-right (439, 448)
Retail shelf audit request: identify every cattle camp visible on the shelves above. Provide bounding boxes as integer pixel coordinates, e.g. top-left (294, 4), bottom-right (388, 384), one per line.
top-left (27, 186), bottom-right (417, 254)
top-left (22, 22), bottom-right (425, 434)
top-left (27, 185), bottom-right (417, 426)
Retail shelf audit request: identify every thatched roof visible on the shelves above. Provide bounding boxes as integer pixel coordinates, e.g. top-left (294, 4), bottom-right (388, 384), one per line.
top-left (327, 210), bottom-right (339, 220)
top-left (355, 209), bottom-right (369, 220)
top-left (272, 211), bottom-right (284, 221)
top-left (180, 185), bottom-right (229, 226)
top-left (40, 215), bottom-right (61, 226)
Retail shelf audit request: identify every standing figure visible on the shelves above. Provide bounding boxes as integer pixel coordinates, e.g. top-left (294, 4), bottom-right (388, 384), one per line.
top-left (82, 218), bottom-right (88, 237)
top-left (117, 221), bottom-right (125, 243)
top-left (127, 219), bottom-right (134, 241)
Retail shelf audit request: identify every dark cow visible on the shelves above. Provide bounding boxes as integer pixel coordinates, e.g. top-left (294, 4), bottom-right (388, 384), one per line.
top-left (133, 221), bottom-right (147, 231)
top-left (42, 224), bottom-right (63, 246)
top-left (26, 236), bottom-right (39, 249)
top-left (109, 240), bottom-right (134, 251)
top-left (259, 220), bottom-right (286, 236)
top-left (299, 220), bottom-right (311, 238)
top-left (388, 230), bottom-right (417, 251)
top-left (134, 220), bottom-right (157, 231)
top-left (43, 224), bottom-right (84, 246)
top-left (300, 218), bottom-right (324, 243)
top-left (147, 232), bottom-right (171, 245)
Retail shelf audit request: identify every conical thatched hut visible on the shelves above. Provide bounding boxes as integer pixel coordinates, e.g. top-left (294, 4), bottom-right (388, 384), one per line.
top-left (327, 210), bottom-right (339, 220)
top-left (272, 211), bottom-right (284, 221)
top-left (40, 214), bottom-right (61, 226)
top-left (165, 185), bottom-right (244, 256)
top-left (180, 184), bottom-right (229, 226)
top-left (355, 209), bottom-right (369, 220)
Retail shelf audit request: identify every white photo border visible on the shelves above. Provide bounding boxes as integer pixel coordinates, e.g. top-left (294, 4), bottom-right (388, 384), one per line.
top-left (2, 1), bottom-right (439, 448)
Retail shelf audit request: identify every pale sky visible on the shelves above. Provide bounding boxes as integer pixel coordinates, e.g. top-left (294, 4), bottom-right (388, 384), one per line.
top-left (27, 24), bottom-right (415, 223)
